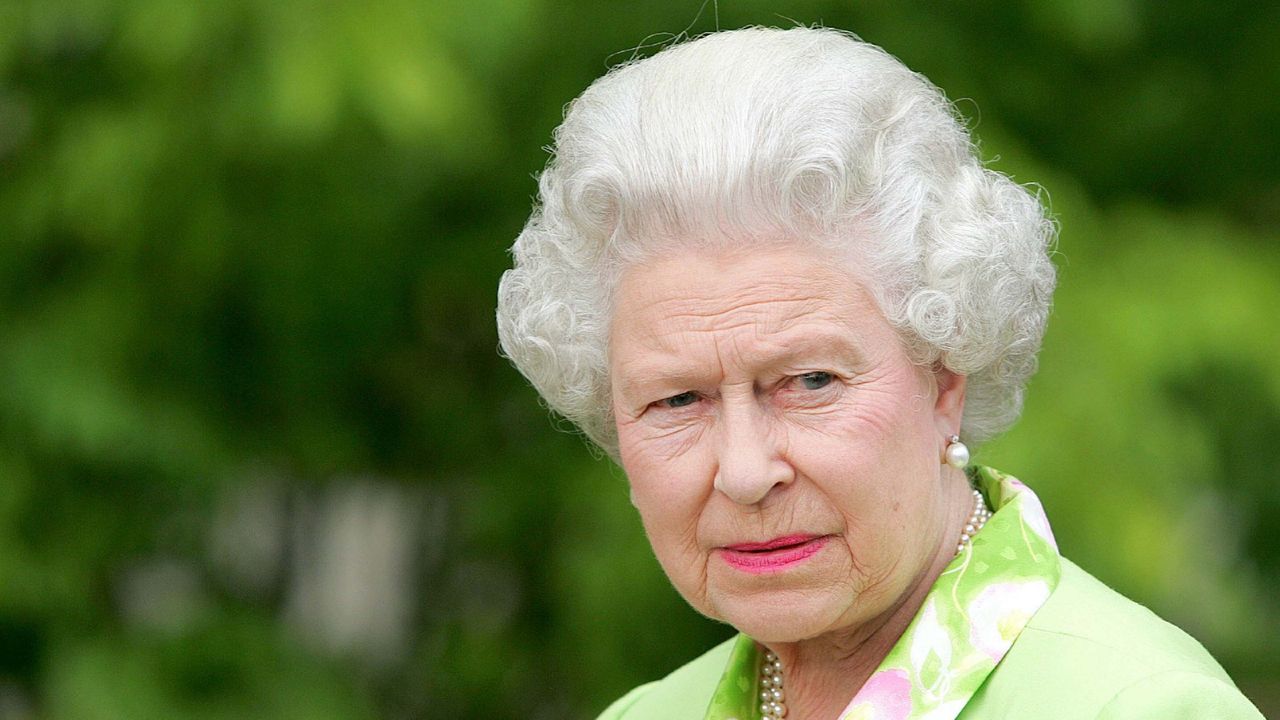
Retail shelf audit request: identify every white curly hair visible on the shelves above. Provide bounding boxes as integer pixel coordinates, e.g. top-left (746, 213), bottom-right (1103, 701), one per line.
top-left (497, 26), bottom-right (1056, 458)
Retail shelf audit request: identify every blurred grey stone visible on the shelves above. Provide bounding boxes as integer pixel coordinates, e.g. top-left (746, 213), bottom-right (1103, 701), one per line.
top-left (284, 478), bottom-right (423, 669)
top-left (114, 557), bottom-right (208, 635)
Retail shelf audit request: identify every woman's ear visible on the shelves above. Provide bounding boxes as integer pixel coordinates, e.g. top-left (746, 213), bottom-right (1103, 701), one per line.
top-left (932, 366), bottom-right (966, 437)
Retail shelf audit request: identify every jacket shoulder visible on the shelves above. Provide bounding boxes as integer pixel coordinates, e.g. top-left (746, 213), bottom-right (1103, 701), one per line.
top-left (1096, 670), bottom-right (1265, 719)
top-left (1027, 557), bottom-right (1231, 677)
top-left (963, 557), bottom-right (1263, 718)
top-left (596, 636), bottom-right (738, 720)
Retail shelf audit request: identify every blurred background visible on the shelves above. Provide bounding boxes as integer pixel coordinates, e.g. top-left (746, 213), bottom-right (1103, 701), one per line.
top-left (1, 0), bottom-right (1278, 718)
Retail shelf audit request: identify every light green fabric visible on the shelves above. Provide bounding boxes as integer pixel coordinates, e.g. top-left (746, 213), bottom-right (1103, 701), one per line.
top-left (960, 557), bottom-right (1263, 719)
top-left (596, 469), bottom-right (1264, 720)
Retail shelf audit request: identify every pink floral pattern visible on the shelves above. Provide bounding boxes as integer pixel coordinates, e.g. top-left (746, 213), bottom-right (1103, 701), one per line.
top-left (967, 580), bottom-right (1052, 661)
top-left (1006, 477), bottom-right (1058, 552)
top-left (843, 669), bottom-right (912, 720)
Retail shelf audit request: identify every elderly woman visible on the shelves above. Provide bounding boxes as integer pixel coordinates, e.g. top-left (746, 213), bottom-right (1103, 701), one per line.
top-left (496, 28), bottom-right (1263, 720)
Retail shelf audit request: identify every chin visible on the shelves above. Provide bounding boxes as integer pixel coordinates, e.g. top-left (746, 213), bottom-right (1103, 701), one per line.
top-left (709, 587), bottom-right (855, 644)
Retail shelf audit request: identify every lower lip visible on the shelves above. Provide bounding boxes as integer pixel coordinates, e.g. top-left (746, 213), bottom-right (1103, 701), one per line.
top-left (717, 536), bottom-right (830, 574)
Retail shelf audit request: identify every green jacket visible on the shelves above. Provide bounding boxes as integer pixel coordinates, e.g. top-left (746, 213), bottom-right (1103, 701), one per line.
top-left (598, 469), bottom-right (1264, 720)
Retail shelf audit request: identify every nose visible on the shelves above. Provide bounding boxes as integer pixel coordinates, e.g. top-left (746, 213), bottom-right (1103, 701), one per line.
top-left (713, 397), bottom-right (795, 505)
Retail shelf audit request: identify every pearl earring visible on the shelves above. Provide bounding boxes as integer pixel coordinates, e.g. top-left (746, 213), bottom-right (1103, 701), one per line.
top-left (944, 434), bottom-right (970, 469)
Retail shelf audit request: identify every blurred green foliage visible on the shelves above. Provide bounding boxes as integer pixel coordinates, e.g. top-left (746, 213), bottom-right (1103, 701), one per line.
top-left (1, 1), bottom-right (1277, 718)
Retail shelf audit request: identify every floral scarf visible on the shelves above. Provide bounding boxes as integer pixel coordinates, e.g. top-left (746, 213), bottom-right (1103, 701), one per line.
top-left (703, 467), bottom-right (1062, 720)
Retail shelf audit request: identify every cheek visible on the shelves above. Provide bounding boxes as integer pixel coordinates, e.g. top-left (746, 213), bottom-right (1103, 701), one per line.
top-left (784, 367), bottom-right (939, 531)
top-left (621, 442), bottom-right (716, 612)
top-left (791, 378), bottom-right (924, 467)
top-left (834, 364), bottom-right (940, 471)
top-left (619, 426), bottom-right (710, 542)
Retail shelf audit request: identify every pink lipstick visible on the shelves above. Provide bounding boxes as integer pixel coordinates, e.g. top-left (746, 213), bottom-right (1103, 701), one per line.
top-left (717, 535), bottom-right (829, 574)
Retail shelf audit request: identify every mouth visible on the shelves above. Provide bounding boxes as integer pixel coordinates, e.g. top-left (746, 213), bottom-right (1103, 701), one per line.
top-left (724, 534), bottom-right (821, 552)
top-left (717, 534), bottom-right (830, 574)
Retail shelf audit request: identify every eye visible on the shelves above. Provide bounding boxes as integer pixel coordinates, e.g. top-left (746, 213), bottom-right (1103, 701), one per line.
top-left (798, 371), bottom-right (834, 390)
top-left (662, 391), bottom-right (699, 408)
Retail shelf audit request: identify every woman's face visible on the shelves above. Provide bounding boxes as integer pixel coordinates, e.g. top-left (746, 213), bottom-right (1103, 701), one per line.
top-left (610, 245), bottom-right (965, 643)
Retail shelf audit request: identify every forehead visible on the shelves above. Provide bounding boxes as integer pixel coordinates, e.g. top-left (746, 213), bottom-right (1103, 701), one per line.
top-left (608, 245), bottom-right (890, 375)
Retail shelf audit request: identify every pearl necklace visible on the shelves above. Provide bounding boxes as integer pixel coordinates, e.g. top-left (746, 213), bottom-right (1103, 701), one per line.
top-left (759, 650), bottom-right (787, 718)
top-left (757, 488), bottom-right (991, 719)
top-left (956, 487), bottom-right (992, 555)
